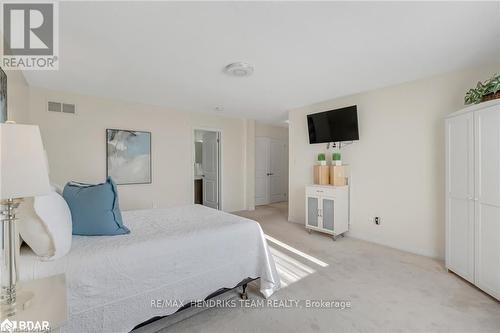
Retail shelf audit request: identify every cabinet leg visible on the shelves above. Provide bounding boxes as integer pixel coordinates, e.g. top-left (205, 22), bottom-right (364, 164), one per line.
top-left (332, 235), bottom-right (337, 241)
top-left (307, 229), bottom-right (312, 234)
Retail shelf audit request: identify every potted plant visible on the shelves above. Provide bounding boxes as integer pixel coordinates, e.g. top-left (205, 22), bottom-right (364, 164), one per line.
top-left (332, 152), bottom-right (342, 166)
top-left (465, 74), bottom-right (500, 105)
top-left (317, 153), bottom-right (326, 166)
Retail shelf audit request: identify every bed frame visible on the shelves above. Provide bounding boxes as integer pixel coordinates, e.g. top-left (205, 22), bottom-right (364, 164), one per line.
top-left (133, 277), bottom-right (259, 331)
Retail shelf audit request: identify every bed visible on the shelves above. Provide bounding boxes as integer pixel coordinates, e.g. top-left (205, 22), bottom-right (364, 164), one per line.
top-left (18, 205), bottom-right (281, 333)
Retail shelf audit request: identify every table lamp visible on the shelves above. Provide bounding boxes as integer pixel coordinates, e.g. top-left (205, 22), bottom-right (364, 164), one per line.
top-left (0, 122), bottom-right (50, 318)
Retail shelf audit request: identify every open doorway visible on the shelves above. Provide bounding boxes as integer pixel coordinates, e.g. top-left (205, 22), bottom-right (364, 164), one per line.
top-left (193, 129), bottom-right (221, 210)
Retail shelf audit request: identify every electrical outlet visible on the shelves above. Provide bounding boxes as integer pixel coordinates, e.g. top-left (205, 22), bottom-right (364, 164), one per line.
top-left (374, 217), bottom-right (381, 225)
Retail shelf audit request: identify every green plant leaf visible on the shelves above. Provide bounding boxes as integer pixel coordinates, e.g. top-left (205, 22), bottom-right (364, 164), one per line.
top-left (464, 74), bottom-right (500, 104)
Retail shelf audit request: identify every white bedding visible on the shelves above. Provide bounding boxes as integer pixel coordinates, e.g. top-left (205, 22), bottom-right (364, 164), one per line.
top-left (19, 205), bottom-right (280, 333)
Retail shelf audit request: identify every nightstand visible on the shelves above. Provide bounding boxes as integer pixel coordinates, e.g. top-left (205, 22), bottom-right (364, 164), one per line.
top-left (1, 274), bottom-right (67, 331)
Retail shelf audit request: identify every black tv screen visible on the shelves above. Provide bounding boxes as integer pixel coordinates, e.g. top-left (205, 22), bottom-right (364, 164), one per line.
top-left (307, 105), bottom-right (359, 144)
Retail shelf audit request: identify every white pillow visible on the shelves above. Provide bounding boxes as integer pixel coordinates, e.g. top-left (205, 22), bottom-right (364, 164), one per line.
top-left (34, 191), bottom-right (72, 260)
top-left (50, 183), bottom-right (64, 195)
top-left (18, 191), bottom-right (72, 260)
top-left (18, 198), bottom-right (54, 258)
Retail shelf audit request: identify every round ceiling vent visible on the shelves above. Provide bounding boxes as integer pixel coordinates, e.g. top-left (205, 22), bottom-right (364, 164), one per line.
top-left (223, 62), bottom-right (254, 77)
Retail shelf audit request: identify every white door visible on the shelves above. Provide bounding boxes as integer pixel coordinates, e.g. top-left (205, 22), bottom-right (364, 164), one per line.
top-left (445, 113), bottom-right (475, 282)
top-left (255, 137), bottom-right (270, 205)
top-left (474, 107), bottom-right (500, 299)
top-left (202, 131), bottom-right (219, 209)
top-left (270, 139), bottom-right (287, 203)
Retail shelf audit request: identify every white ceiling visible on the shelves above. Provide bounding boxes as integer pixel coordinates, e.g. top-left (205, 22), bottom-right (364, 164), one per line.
top-left (23, 1), bottom-right (500, 124)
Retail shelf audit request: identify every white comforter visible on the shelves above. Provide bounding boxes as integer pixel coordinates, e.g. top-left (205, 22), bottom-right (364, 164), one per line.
top-left (19, 205), bottom-right (280, 333)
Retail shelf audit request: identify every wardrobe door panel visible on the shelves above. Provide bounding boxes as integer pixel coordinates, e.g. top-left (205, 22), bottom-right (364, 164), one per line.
top-left (445, 113), bottom-right (475, 282)
top-left (474, 106), bottom-right (500, 299)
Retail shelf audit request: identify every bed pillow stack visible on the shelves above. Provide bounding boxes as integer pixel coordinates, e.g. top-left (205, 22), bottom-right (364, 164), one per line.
top-left (63, 178), bottom-right (130, 236)
top-left (18, 187), bottom-right (73, 260)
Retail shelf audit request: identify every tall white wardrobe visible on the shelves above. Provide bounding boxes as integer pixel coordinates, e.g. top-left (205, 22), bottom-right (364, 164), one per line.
top-left (445, 99), bottom-right (500, 300)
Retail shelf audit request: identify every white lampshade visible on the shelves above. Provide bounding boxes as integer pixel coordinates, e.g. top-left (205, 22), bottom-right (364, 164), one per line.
top-left (0, 123), bottom-right (51, 199)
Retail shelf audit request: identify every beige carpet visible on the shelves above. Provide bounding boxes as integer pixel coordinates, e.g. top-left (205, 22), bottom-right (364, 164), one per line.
top-left (148, 203), bottom-right (500, 333)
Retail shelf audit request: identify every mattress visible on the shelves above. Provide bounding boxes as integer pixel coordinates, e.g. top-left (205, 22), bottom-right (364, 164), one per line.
top-left (19, 205), bottom-right (280, 333)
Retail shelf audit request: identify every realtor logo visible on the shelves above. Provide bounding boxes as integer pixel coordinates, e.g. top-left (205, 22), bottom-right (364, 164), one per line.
top-left (3, 3), bottom-right (53, 55)
top-left (1, 2), bottom-right (59, 70)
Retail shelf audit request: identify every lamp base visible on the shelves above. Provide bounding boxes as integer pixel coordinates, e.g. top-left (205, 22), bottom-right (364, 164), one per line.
top-left (0, 290), bottom-right (34, 319)
top-left (1, 198), bottom-right (28, 319)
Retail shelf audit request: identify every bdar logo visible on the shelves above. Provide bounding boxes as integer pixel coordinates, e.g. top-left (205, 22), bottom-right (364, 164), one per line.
top-left (0, 319), bottom-right (15, 332)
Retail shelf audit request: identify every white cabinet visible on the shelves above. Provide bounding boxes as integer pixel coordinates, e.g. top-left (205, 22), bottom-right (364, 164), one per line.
top-left (305, 185), bottom-right (349, 239)
top-left (445, 100), bottom-right (500, 300)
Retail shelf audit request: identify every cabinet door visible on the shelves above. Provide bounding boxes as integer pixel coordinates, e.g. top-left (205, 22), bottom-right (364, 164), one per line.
top-left (445, 113), bottom-right (475, 282)
top-left (474, 107), bottom-right (500, 299)
top-left (322, 198), bottom-right (334, 231)
top-left (306, 196), bottom-right (319, 228)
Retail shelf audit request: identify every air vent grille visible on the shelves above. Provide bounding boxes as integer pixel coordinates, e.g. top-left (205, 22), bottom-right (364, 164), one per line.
top-left (47, 101), bottom-right (76, 114)
top-left (62, 103), bottom-right (76, 114)
top-left (47, 101), bottom-right (61, 112)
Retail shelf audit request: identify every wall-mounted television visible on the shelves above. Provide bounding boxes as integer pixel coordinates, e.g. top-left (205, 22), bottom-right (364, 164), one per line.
top-left (307, 105), bottom-right (359, 144)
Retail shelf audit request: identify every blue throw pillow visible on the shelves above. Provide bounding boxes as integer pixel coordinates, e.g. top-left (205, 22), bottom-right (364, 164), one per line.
top-left (63, 177), bottom-right (130, 236)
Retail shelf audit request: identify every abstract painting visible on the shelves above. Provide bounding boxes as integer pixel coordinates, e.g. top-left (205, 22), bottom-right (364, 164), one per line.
top-left (0, 67), bottom-right (7, 123)
top-left (106, 129), bottom-right (151, 185)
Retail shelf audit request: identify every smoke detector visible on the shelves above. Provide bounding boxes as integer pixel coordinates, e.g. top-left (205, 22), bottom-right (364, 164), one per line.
top-left (223, 62), bottom-right (254, 77)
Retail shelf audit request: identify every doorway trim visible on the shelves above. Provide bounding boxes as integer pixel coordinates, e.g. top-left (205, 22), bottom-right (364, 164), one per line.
top-left (191, 127), bottom-right (223, 210)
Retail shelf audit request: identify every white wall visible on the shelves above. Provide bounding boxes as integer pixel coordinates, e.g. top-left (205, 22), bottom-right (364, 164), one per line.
top-left (289, 62), bottom-right (500, 259)
top-left (5, 70), bottom-right (29, 123)
top-left (29, 87), bottom-right (252, 212)
top-left (255, 122), bottom-right (288, 140)
top-left (244, 119), bottom-right (256, 210)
